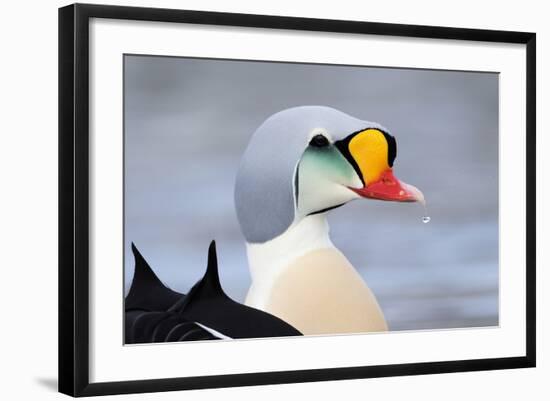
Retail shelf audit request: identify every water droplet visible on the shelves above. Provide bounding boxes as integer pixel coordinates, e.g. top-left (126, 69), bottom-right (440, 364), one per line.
top-left (420, 202), bottom-right (430, 224)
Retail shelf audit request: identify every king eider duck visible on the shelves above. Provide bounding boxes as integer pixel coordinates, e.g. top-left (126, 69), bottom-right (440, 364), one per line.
top-left (235, 106), bottom-right (424, 335)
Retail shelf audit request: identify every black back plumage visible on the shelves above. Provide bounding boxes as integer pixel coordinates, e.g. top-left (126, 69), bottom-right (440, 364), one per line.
top-left (125, 241), bottom-right (302, 344)
top-left (125, 244), bottom-right (216, 343)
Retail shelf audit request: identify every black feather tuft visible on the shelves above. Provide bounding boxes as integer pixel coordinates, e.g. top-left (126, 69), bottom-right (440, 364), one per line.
top-left (125, 243), bottom-right (182, 312)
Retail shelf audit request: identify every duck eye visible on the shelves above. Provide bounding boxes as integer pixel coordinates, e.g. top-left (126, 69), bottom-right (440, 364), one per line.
top-left (309, 134), bottom-right (330, 147)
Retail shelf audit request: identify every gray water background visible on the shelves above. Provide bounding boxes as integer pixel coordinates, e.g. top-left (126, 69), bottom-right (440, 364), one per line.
top-left (124, 55), bottom-right (499, 331)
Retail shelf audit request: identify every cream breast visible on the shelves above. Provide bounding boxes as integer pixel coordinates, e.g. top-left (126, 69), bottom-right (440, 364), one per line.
top-left (263, 247), bottom-right (388, 335)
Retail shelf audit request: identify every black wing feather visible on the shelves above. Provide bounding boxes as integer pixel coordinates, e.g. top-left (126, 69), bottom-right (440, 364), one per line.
top-left (169, 241), bottom-right (302, 339)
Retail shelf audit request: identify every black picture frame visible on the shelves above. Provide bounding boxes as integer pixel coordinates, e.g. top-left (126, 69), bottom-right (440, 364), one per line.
top-left (58, 3), bottom-right (536, 397)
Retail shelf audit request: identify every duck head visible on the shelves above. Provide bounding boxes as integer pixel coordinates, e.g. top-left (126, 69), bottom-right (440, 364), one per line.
top-left (235, 106), bottom-right (424, 244)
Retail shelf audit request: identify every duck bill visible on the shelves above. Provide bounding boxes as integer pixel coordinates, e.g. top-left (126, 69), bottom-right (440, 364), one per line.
top-left (351, 169), bottom-right (424, 204)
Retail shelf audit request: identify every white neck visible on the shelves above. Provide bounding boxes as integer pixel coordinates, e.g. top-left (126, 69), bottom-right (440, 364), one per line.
top-left (246, 214), bottom-right (335, 286)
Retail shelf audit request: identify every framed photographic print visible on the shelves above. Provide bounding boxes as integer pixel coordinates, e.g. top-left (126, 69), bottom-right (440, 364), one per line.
top-left (58, 3), bottom-right (536, 397)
